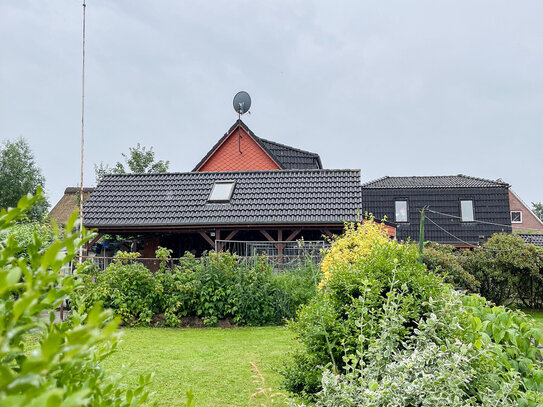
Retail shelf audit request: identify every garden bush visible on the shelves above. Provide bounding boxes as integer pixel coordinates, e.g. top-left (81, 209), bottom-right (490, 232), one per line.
top-left (422, 241), bottom-right (479, 292)
top-left (76, 251), bottom-right (156, 326)
top-left (462, 233), bottom-right (543, 307)
top-left (0, 218), bottom-right (54, 258)
top-left (283, 220), bottom-right (543, 405)
top-left (283, 220), bottom-right (447, 397)
top-left (153, 248), bottom-right (198, 327)
top-left (74, 248), bottom-right (322, 328)
top-left (0, 191), bottom-right (151, 406)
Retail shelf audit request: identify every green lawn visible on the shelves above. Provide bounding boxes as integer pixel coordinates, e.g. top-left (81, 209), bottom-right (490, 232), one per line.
top-left (101, 327), bottom-right (297, 407)
top-left (524, 309), bottom-right (543, 326)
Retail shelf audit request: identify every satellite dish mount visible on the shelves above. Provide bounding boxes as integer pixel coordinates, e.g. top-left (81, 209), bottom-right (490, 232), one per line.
top-left (232, 91), bottom-right (251, 154)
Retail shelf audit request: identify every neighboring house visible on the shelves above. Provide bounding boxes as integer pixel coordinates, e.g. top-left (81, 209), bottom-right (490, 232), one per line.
top-left (83, 169), bottom-right (395, 258)
top-left (49, 187), bottom-right (94, 225)
top-left (193, 120), bottom-right (322, 172)
top-left (361, 175), bottom-right (511, 246)
top-left (508, 189), bottom-right (543, 233)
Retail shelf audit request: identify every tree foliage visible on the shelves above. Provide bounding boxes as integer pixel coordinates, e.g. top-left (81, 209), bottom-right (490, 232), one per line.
top-left (94, 143), bottom-right (169, 183)
top-left (0, 190), bottom-right (151, 406)
top-left (533, 202), bottom-right (543, 221)
top-left (0, 138), bottom-right (49, 219)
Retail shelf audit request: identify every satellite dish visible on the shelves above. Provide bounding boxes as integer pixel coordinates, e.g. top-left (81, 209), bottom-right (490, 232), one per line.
top-left (233, 91), bottom-right (251, 115)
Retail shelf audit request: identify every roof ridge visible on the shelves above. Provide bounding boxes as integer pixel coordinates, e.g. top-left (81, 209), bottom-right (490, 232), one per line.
top-left (257, 136), bottom-right (320, 157)
top-left (100, 168), bottom-right (360, 178)
top-left (361, 175), bottom-right (389, 187)
top-left (361, 174), bottom-right (509, 188)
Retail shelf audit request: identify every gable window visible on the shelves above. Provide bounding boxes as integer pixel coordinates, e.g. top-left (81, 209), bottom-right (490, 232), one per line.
top-left (460, 200), bottom-right (474, 222)
top-left (208, 181), bottom-right (235, 202)
top-left (511, 211), bottom-right (522, 223)
top-left (395, 200), bottom-right (408, 222)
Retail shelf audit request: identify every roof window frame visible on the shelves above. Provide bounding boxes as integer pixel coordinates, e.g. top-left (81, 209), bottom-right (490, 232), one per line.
top-left (208, 180), bottom-right (236, 203)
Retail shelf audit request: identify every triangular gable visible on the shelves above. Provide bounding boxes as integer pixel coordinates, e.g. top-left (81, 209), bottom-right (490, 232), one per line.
top-left (194, 120), bottom-right (282, 172)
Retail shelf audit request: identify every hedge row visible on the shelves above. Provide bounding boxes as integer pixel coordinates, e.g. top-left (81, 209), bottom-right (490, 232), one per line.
top-left (72, 249), bottom-right (321, 327)
top-left (423, 233), bottom-right (543, 308)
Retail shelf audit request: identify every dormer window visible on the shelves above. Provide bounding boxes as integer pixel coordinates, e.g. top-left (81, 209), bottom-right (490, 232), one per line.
top-left (208, 181), bottom-right (235, 202)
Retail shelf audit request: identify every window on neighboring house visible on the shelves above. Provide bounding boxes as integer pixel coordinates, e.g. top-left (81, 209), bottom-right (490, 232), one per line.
top-left (395, 200), bottom-right (408, 222)
top-left (511, 211), bottom-right (522, 223)
top-left (208, 181), bottom-right (236, 202)
top-left (460, 200), bottom-right (474, 222)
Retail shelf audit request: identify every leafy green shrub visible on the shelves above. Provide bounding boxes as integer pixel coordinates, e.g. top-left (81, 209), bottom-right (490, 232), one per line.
top-left (285, 221), bottom-right (543, 405)
top-left (75, 249), bottom-right (321, 328)
top-left (78, 251), bottom-right (156, 326)
top-left (154, 248), bottom-right (198, 327)
top-left (283, 220), bottom-right (446, 397)
top-left (0, 191), bottom-right (151, 406)
top-left (231, 258), bottom-right (278, 325)
top-left (295, 290), bottom-right (543, 406)
top-left (0, 219), bottom-right (54, 258)
top-left (274, 260), bottom-right (321, 320)
top-left (463, 233), bottom-right (542, 307)
top-left (423, 242), bottom-right (479, 292)
top-left (192, 251), bottom-right (238, 326)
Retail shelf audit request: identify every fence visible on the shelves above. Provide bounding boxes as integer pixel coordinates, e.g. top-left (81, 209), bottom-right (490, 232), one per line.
top-left (77, 239), bottom-right (328, 272)
top-left (215, 239), bottom-right (329, 269)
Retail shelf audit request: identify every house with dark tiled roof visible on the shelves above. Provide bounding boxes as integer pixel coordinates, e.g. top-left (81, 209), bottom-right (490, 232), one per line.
top-left (361, 175), bottom-right (511, 246)
top-left (84, 169), bottom-right (394, 258)
top-left (82, 120), bottom-right (394, 259)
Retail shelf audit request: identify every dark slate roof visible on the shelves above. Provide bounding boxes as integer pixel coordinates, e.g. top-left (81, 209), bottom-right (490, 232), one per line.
top-left (193, 120), bottom-right (322, 171)
top-left (257, 138), bottom-right (322, 170)
top-left (83, 169), bottom-right (361, 228)
top-left (362, 175), bottom-right (509, 189)
top-left (516, 233), bottom-right (543, 247)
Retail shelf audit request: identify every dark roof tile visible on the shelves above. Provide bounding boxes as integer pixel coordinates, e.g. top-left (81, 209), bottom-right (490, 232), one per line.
top-left (362, 175), bottom-right (509, 189)
top-left (83, 169), bottom-right (361, 228)
top-left (516, 233), bottom-right (543, 247)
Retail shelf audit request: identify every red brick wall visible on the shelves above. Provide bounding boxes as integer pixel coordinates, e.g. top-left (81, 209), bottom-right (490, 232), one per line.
top-left (198, 126), bottom-right (281, 172)
top-left (509, 190), bottom-right (543, 232)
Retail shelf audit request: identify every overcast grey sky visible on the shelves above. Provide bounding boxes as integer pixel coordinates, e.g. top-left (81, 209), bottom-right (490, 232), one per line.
top-left (1, 1), bottom-right (542, 207)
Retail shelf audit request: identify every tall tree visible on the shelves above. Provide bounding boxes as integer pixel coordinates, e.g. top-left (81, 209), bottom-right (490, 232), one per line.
top-left (532, 202), bottom-right (543, 221)
top-left (95, 143), bottom-right (169, 184)
top-left (0, 138), bottom-right (49, 219)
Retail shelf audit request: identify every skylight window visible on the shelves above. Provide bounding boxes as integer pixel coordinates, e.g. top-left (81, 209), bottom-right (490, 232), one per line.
top-left (208, 181), bottom-right (235, 202)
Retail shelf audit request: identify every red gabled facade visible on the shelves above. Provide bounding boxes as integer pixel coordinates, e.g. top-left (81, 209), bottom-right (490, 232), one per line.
top-left (509, 189), bottom-right (543, 233)
top-left (196, 123), bottom-right (281, 172)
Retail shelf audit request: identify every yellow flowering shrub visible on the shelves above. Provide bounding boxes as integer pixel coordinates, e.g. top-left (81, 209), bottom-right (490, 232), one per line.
top-left (319, 217), bottom-right (391, 289)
